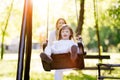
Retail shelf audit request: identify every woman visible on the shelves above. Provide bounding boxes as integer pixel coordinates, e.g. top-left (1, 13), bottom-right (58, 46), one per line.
top-left (47, 18), bottom-right (67, 46)
top-left (41, 18), bottom-right (67, 80)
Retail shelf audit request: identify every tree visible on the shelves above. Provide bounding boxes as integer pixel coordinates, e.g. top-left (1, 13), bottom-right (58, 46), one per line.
top-left (99, 0), bottom-right (120, 52)
top-left (1, 0), bottom-right (14, 60)
top-left (75, 0), bottom-right (85, 36)
top-left (93, 0), bottom-right (101, 56)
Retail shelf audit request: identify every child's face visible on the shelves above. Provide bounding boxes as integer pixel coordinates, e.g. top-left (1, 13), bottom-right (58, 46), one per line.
top-left (61, 28), bottom-right (71, 40)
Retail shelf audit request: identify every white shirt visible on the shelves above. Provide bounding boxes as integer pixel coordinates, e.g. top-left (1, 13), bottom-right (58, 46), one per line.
top-left (45, 40), bottom-right (78, 55)
top-left (52, 40), bottom-right (77, 54)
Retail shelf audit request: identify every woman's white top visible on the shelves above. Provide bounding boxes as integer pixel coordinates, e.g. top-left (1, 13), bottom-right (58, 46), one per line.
top-left (47, 30), bottom-right (56, 46)
top-left (44, 30), bottom-right (56, 55)
top-left (45, 40), bottom-right (78, 56)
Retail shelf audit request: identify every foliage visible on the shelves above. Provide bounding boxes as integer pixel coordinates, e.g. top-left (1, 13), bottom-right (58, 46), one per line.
top-left (0, 0), bottom-right (14, 60)
top-left (84, 0), bottom-right (120, 52)
top-left (0, 0), bottom-right (120, 52)
top-left (108, 0), bottom-right (120, 28)
top-left (86, 27), bottom-right (97, 49)
top-left (99, 0), bottom-right (120, 52)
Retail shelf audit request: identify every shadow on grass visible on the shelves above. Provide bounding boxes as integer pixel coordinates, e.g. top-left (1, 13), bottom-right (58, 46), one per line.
top-left (64, 71), bottom-right (96, 80)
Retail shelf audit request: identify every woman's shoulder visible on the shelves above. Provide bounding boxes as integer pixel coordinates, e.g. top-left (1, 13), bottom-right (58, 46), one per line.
top-left (48, 30), bottom-right (56, 40)
top-left (49, 30), bottom-right (56, 35)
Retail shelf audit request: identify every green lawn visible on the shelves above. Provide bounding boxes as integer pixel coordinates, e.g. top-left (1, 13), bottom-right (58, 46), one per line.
top-left (0, 52), bottom-right (120, 80)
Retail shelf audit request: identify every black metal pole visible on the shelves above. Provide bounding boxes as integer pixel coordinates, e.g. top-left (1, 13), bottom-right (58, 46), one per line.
top-left (16, 0), bottom-right (28, 80)
top-left (97, 64), bottom-right (101, 80)
top-left (24, 0), bottom-right (32, 80)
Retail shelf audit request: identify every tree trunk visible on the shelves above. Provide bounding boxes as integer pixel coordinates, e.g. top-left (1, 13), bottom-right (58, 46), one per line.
top-left (76, 0), bottom-right (85, 36)
top-left (93, 0), bottom-right (101, 60)
top-left (1, 0), bottom-right (14, 60)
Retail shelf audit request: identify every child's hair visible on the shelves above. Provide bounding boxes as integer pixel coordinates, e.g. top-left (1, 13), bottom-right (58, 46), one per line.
top-left (58, 24), bottom-right (74, 40)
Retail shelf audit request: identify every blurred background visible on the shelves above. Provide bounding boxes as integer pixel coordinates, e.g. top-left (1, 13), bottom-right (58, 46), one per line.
top-left (0, 0), bottom-right (120, 80)
top-left (0, 0), bottom-right (120, 53)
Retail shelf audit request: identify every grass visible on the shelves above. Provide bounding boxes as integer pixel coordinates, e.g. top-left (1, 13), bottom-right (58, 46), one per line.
top-left (0, 51), bottom-right (120, 80)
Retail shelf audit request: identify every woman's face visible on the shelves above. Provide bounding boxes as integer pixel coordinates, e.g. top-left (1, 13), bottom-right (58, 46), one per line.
top-left (61, 27), bottom-right (71, 40)
top-left (56, 19), bottom-right (66, 30)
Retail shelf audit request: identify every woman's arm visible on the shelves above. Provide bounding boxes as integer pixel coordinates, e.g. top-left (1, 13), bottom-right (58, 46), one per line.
top-left (47, 31), bottom-right (56, 46)
top-left (44, 30), bottom-right (56, 55)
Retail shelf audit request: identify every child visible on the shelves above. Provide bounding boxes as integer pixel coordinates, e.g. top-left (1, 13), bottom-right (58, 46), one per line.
top-left (40, 24), bottom-right (81, 80)
top-left (42, 24), bottom-right (80, 60)
top-left (41, 18), bottom-right (67, 80)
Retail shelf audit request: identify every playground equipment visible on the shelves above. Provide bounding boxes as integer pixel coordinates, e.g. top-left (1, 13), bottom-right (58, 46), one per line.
top-left (16, 0), bottom-right (32, 80)
top-left (97, 63), bottom-right (120, 80)
top-left (41, 38), bottom-right (85, 71)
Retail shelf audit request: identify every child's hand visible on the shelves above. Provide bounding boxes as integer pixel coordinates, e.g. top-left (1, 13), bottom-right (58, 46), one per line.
top-left (76, 35), bottom-right (82, 40)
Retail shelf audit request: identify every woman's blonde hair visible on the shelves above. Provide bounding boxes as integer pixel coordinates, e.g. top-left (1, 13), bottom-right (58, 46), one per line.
top-left (58, 24), bottom-right (74, 40)
top-left (56, 18), bottom-right (67, 30)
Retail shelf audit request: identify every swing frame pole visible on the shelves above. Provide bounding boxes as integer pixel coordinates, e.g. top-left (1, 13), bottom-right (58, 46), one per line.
top-left (16, 0), bottom-right (32, 80)
top-left (16, 0), bottom-right (27, 79)
top-left (24, 0), bottom-right (32, 79)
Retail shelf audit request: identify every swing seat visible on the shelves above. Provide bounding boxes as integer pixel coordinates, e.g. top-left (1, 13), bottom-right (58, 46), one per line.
top-left (50, 53), bottom-right (84, 70)
top-left (41, 52), bottom-right (84, 71)
top-left (41, 41), bottom-right (85, 71)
